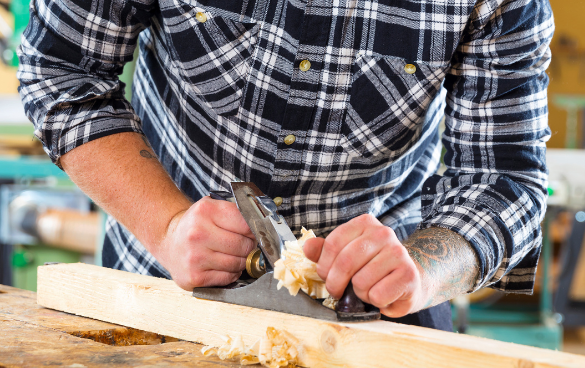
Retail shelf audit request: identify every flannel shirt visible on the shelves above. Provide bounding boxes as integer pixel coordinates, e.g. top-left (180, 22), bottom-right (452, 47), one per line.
top-left (18, 0), bottom-right (554, 293)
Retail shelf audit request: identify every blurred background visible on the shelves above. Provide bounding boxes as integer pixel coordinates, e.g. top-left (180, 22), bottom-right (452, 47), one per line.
top-left (1, 0), bottom-right (585, 354)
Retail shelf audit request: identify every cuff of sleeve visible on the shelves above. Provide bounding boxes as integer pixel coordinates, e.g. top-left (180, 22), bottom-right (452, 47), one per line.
top-left (417, 174), bottom-right (541, 294)
top-left (39, 100), bottom-right (143, 168)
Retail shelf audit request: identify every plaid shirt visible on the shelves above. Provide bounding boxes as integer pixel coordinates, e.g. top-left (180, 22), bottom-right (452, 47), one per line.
top-left (18, 0), bottom-right (553, 293)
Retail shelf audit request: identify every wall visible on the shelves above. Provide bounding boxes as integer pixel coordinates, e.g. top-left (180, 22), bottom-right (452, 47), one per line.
top-left (547, 0), bottom-right (585, 148)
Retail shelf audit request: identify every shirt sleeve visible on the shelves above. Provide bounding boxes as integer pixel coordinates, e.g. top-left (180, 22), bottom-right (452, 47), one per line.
top-left (17, 0), bottom-right (154, 167)
top-left (418, 0), bottom-right (554, 293)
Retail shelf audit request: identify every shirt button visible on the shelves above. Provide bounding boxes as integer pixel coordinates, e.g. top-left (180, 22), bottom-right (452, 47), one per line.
top-left (299, 60), bottom-right (311, 72)
top-left (284, 134), bottom-right (296, 145)
top-left (196, 12), bottom-right (207, 23)
top-left (404, 63), bottom-right (416, 74)
top-left (273, 197), bottom-right (283, 207)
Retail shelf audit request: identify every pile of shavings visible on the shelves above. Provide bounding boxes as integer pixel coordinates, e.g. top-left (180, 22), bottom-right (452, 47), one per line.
top-left (201, 327), bottom-right (300, 368)
top-left (273, 227), bottom-right (329, 299)
top-left (272, 227), bottom-right (339, 310)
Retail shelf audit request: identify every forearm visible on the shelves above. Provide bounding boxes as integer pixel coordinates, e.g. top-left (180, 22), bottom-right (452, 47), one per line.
top-left (404, 227), bottom-right (479, 309)
top-left (60, 132), bottom-right (193, 256)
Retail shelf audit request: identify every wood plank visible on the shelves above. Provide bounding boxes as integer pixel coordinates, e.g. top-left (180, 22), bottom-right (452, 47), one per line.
top-left (0, 319), bottom-right (242, 368)
top-left (0, 284), bottom-right (173, 345)
top-left (0, 284), bottom-right (239, 367)
top-left (37, 263), bottom-right (585, 368)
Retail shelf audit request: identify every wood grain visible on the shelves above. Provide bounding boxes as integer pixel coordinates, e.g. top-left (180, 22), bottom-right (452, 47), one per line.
top-left (0, 284), bottom-right (238, 367)
top-left (37, 263), bottom-right (585, 368)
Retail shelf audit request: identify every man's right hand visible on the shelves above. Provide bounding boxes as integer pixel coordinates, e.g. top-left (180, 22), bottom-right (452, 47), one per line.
top-left (156, 197), bottom-right (257, 290)
top-left (60, 132), bottom-right (257, 292)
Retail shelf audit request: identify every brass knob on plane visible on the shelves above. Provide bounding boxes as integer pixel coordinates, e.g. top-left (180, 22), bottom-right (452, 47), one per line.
top-left (246, 248), bottom-right (266, 278)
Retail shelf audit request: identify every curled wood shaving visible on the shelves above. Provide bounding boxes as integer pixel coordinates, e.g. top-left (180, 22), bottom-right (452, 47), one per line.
top-left (200, 327), bottom-right (301, 367)
top-left (322, 295), bottom-right (339, 310)
top-left (273, 228), bottom-right (329, 299)
top-left (273, 227), bottom-right (339, 309)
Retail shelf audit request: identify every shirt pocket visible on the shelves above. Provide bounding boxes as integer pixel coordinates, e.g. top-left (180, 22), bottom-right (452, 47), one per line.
top-left (168, 2), bottom-right (261, 117)
top-left (341, 54), bottom-right (448, 159)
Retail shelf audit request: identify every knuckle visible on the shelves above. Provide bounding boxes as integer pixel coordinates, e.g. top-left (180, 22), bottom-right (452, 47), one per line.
top-left (187, 227), bottom-right (208, 244)
top-left (196, 197), bottom-right (215, 214)
top-left (375, 226), bottom-right (395, 240)
top-left (402, 264), bottom-right (418, 283)
top-left (186, 248), bottom-right (205, 266)
top-left (355, 214), bottom-right (375, 225)
top-left (387, 243), bottom-right (406, 259)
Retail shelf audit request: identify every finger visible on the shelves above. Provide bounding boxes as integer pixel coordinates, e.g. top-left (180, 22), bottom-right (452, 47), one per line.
top-left (324, 231), bottom-right (387, 298)
top-left (316, 215), bottom-right (376, 279)
top-left (351, 243), bottom-right (410, 303)
top-left (380, 299), bottom-right (417, 318)
top-left (303, 237), bottom-right (325, 263)
top-left (204, 252), bottom-right (247, 273)
top-left (174, 269), bottom-right (241, 290)
top-left (198, 197), bottom-right (256, 239)
top-left (204, 229), bottom-right (257, 258)
top-left (197, 270), bottom-right (241, 288)
top-left (367, 267), bottom-right (418, 310)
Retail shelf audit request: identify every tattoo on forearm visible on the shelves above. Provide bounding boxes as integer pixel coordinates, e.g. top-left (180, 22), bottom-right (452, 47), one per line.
top-left (141, 135), bottom-right (150, 147)
top-left (404, 227), bottom-right (479, 309)
top-left (140, 149), bottom-right (155, 159)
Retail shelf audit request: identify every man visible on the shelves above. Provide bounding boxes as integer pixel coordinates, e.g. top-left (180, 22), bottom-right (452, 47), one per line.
top-left (18, 0), bottom-right (554, 331)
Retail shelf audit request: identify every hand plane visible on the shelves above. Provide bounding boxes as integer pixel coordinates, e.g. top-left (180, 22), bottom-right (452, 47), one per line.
top-left (192, 182), bottom-right (380, 322)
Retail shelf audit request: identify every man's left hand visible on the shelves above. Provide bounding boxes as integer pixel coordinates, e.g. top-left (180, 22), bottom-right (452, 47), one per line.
top-left (303, 214), bottom-right (428, 318)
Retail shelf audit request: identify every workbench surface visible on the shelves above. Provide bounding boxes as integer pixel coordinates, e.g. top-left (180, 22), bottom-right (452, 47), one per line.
top-left (0, 284), bottom-right (240, 367)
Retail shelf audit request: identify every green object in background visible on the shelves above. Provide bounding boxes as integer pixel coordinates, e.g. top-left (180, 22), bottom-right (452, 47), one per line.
top-left (11, 244), bottom-right (80, 292)
top-left (465, 323), bottom-right (563, 350)
top-left (0, 156), bottom-right (70, 181)
top-left (547, 187), bottom-right (554, 196)
top-left (11, 249), bottom-right (33, 268)
top-left (3, 0), bottom-right (30, 67)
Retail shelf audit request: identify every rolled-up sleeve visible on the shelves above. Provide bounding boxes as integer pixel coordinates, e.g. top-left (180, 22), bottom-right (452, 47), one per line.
top-left (418, 0), bottom-right (554, 293)
top-left (17, 0), bottom-right (154, 166)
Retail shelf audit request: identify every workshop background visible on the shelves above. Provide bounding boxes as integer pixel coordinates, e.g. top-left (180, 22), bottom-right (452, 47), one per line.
top-left (1, 0), bottom-right (584, 355)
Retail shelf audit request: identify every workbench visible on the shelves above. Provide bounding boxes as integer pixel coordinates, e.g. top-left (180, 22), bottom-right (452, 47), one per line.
top-left (0, 284), bottom-right (238, 367)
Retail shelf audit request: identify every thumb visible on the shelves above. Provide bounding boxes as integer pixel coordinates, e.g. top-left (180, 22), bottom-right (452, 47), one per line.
top-left (303, 237), bottom-right (325, 263)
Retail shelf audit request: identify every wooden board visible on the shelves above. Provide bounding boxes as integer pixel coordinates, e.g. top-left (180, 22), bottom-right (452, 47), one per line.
top-left (0, 284), bottom-right (242, 367)
top-left (37, 263), bottom-right (585, 368)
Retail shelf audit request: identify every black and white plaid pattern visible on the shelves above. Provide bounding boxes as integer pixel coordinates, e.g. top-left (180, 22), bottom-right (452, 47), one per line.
top-left (18, 0), bottom-right (554, 293)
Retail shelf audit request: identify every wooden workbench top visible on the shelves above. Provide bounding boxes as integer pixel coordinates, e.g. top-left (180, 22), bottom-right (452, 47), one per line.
top-left (0, 284), bottom-right (239, 367)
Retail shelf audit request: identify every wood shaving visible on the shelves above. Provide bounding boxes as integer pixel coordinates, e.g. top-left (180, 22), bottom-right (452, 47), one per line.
top-left (200, 327), bottom-right (301, 367)
top-left (273, 227), bottom-right (339, 309)
top-left (273, 227), bottom-right (329, 299)
top-left (322, 295), bottom-right (339, 310)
